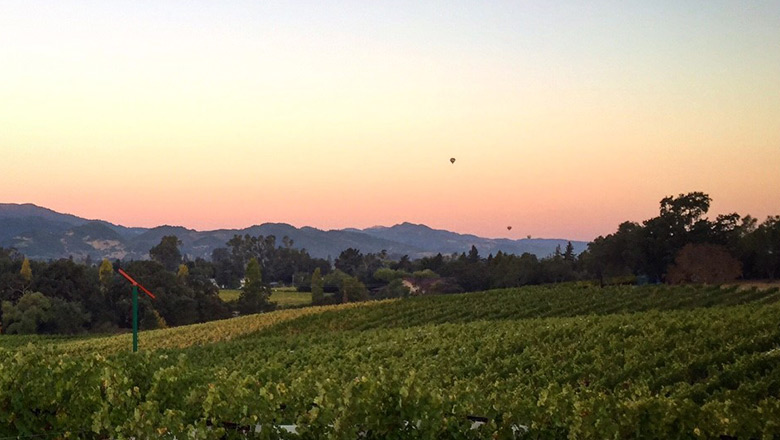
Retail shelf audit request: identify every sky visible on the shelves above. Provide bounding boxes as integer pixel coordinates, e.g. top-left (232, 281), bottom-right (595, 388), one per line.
top-left (1, 1), bottom-right (778, 241)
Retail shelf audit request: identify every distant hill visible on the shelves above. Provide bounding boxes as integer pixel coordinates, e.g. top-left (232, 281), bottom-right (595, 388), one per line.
top-left (357, 222), bottom-right (587, 257)
top-left (0, 203), bottom-right (588, 261)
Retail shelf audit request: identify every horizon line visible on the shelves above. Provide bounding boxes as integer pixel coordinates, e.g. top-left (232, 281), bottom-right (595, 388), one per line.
top-left (0, 202), bottom-right (586, 242)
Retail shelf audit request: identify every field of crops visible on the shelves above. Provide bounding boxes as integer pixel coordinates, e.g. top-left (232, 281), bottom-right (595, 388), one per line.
top-left (1, 284), bottom-right (779, 439)
top-left (219, 288), bottom-right (313, 307)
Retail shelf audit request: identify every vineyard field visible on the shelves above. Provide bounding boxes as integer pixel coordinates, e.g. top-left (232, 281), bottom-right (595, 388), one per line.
top-left (1, 284), bottom-right (779, 438)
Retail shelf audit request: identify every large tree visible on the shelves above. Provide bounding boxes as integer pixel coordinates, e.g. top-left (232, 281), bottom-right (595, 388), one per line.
top-left (310, 267), bottom-right (324, 305)
top-left (666, 243), bottom-right (742, 284)
top-left (149, 236), bottom-right (183, 272)
top-left (237, 258), bottom-right (272, 314)
top-left (335, 248), bottom-right (363, 277)
top-left (752, 216), bottom-right (780, 279)
top-left (211, 247), bottom-right (243, 288)
top-left (2, 291), bottom-right (89, 335)
top-left (340, 275), bottom-right (367, 303)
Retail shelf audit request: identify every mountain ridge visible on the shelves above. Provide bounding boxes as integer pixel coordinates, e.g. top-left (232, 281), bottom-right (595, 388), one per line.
top-left (0, 203), bottom-right (588, 261)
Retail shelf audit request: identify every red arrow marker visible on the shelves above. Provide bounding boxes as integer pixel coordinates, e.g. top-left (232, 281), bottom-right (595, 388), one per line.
top-left (118, 268), bottom-right (157, 299)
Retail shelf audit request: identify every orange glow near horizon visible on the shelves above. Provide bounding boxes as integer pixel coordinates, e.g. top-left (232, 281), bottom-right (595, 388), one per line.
top-left (1, 2), bottom-right (779, 241)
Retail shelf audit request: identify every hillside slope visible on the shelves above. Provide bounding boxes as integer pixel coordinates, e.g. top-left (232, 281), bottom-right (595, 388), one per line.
top-left (2, 285), bottom-right (779, 438)
top-left (0, 203), bottom-right (586, 260)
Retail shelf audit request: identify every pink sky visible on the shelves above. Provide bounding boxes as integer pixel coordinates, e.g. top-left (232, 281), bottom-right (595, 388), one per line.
top-left (1, 2), bottom-right (779, 241)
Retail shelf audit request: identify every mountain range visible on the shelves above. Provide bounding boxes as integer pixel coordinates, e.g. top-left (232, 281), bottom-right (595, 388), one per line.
top-left (0, 203), bottom-right (588, 261)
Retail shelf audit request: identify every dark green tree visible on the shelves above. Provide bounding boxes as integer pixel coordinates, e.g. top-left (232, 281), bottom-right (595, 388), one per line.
top-left (149, 235), bottom-right (183, 272)
top-left (467, 245), bottom-right (480, 263)
top-left (563, 241), bottom-right (575, 262)
top-left (641, 192), bottom-right (713, 281)
top-left (1, 291), bottom-right (89, 334)
top-left (335, 248), bottom-right (363, 277)
top-left (752, 216), bottom-right (780, 279)
top-left (311, 267), bottom-right (324, 305)
top-left (659, 192), bottom-right (712, 231)
top-left (391, 255), bottom-right (413, 272)
top-left (1, 291), bottom-right (51, 334)
top-left (585, 221), bottom-right (644, 285)
top-left (32, 259), bottom-right (98, 304)
top-left (112, 260), bottom-right (198, 327)
top-left (211, 247), bottom-right (243, 288)
top-left (237, 258), bottom-right (272, 314)
top-left (340, 275), bottom-right (368, 303)
top-left (419, 253), bottom-right (444, 273)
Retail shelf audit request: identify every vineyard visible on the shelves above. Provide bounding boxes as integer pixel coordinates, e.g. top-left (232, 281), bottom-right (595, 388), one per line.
top-left (1, 284), bottom-right (780, 438)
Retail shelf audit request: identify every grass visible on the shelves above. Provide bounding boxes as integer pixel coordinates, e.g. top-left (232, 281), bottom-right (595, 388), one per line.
top-left (218, 289), bottom-right (241, 302)
top-left (218, 287), bottom-right (312, 307)
top-left (270, 288), bottom-right (312, 307)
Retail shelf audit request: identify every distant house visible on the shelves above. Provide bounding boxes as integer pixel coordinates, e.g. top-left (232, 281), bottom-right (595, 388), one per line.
top-left (401, 278), bottom-right (440, 295)
top-left (401, 279), bottom-right (419, 294)
top-left (402, 277), bottom-right (463, 295)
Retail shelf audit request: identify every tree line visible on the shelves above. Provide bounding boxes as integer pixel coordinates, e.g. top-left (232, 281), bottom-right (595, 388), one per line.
top-left (0, 191), bottom-right (776, 334)
top-left (582, 192), bottom-right (779, 285)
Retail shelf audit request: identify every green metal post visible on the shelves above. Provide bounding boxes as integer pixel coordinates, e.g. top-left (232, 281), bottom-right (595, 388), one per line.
top-left (132, 285), bottom-right (138, 352)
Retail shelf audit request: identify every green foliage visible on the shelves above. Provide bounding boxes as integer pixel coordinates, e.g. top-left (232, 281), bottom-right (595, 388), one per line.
top-left (322, 269), bottom-right (349, 293)
top-left (339, 276), bottom-right (367, 303)
top-left (219, 234), bottom-right (330, 288)
top-left (218, 289), bottom-right (241, 302)
top-left (237, 286), bottom-right (272, 315)
top-left (752, 216), bottom-right (780, 279)
top-left (660, 191), bottom-right (711, 229)
top-left (376, 278), bottom-right (411, 299)
top-left (2, 291), bottom-right (50, 334)
top-left (335, 248), bottom-right (363, 277)
top-left (98, 258), bottom-right (113, 293)
top-left (587, 192), bottom-right (780, 282)
top-left (0, 253), bottom-right (229, 335)
top-left (311, 267), bottom-right (324, 305)
top-left (2, 291), bottom-right (89, 334)
top-left (244, 257), bottom-right (262, 286)
top-left (411, 269), bottom-right (438, 279)
top-left (1, 285), bottom-right (780, 438)
top-left (177, 263), bottom-right (190, 283)
top-left (32, 259), bottom-right (97, 303)
top-left (114, 260), bottom-right (231, 327)
top-left (211, 247), bottom-right (243, 288)
top-left (46, 296), bottom-right (91, 334)
top-left (372, 267), bottom-right (406, 283)
top-left (237, 258), bottom-right (273, 315)
top-left (19, 257), bottom-right (31, 284)
top-left (140, 308), bottom-right (168, 330)
top-left (268, 289), bottom-right (312, 307)
top-left (149, 235), bottom-right (183, 272)
top-left (222, 288), bottom-right (311, 307)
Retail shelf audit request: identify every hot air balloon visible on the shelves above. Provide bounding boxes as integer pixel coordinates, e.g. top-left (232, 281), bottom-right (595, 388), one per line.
top-left (507, 226), bottom-right (512, 231)
top-left (450, 158), bottom-right (456, 164)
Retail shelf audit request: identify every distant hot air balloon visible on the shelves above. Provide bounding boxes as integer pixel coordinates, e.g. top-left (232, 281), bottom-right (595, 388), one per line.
top-left (507, 226), bottom-right (512, 231)
top-left (450, 158), bottom-right (456, 164)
